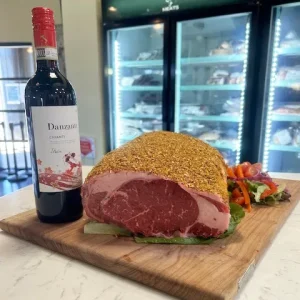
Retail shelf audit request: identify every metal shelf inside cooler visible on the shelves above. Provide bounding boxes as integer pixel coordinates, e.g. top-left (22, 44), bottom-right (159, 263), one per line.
top-left (120, 112), bottom-right (162, 119)
top-left (180, 115), bottom-right (240, 122)
top-left (120, 86), bottom-right (163, 91)
top-left (180, 54), bottom-right (245, 66)
top-left (272, 114), bottom-right (300, 122)
top-left (274, 80), bottom-right (300, 88)
top-left (277, 47), bottom-right (300, 56)
top-left (180, 85), bottom-right (243, 91)
top-left (269, 144), bottom-right (300, 152)
top-left (119, 60), bottom-right (163, 68)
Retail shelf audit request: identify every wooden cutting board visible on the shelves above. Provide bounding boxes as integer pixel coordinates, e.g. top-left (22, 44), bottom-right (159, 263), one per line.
top-left (1, 179), bottom-right (300, 300)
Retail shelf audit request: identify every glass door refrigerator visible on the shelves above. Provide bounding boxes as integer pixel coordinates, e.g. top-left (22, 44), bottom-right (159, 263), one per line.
top-left (103, 1), bottom-right (260, 161)
top-left (260, 1), bottom-right (300, 173)
top-left (106, 22), bottom-right (168, 149)
top-left (174, 13), bottom-right (252, 166)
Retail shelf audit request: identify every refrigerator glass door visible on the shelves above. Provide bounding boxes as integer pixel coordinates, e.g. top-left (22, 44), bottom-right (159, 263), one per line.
top-left (262, 3), bottom-right (300, 173)
top-left (175, 13), bottom-right (250, 166)
top-left (107, 24), bottom-right (164, 149)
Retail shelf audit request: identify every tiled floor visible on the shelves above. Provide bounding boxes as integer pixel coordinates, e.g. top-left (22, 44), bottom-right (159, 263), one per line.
top-left (0, 171), bottom-right (32, 197)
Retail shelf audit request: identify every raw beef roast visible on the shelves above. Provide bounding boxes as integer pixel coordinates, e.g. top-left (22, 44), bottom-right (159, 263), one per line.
top-left (82, 131), bottom-right (230, 238)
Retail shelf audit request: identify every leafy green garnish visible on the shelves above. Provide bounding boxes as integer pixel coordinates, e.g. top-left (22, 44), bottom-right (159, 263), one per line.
top-left (134, 236), bottom-right (215, 245)
top-left (246, 180), bottom-right (287, 205)
top-left (227, 179), bottom-right (235, 189)
top-left (84, 204), bottom-right (245, 245)
top-left (218, 203), bottom-right (245, 238)
top-left (246, 180), bottom-right (268, 203)
top-left (84, 221), bottom-right (131, 236)
top-left (134, 203), bottom-right (245, 245)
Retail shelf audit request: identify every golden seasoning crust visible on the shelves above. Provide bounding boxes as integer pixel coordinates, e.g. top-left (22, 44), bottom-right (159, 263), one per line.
top-left (86, 131), bottom-right (228, 204)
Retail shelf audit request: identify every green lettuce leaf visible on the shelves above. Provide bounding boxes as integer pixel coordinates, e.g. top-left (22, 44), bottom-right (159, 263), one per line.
top-left (246, 180), bottom-right (288, 205)
top-left (134, 203), bottom-right (245, 245)
top-left (134, 236), bottom-right (215, 245)
top-left (245, 180), bottom-right (268, 202)
top-left (263, 183), bottom-right (286, 205)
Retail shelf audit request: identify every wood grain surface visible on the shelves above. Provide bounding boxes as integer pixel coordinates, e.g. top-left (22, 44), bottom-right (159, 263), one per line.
top-left (1, 179), bottom-right (299, 300)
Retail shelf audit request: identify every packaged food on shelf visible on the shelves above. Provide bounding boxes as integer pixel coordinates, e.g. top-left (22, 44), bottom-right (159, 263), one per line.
top-left (198, 130), bottom-right (221, 142)
top-left (141, 120), bottom-right (162, 132)
top-left (121, 76), bottom-right (139, 86)
top-left (228, 72), bottom-right (243, 84)
top-left (121, 119), bottom-right (143, 128)
top-left (276, 65), bottom-right (300, 81)
top-left (180, 123), bottom-right (207, 136)
top-left (136, 49), bottom-right (163, 61)
top-left (126, 102), bottom-right (162, 115)
top-left (132, 74), bottom-right (161, 86)
top-left (223, 98), bottom-right (241, 113)
top-left (273, 103), bottom-right (300, 115)
top-left (294, 126), bottom-right (300, 146)
top-left (207, 70), bottom-right (229, 85)
top-left (280, 31), bottom-right (300, 48)
top-left (136, 52), bottom-right (152, 61)
top-left (272, 128), bottom-right (293, 145)
top-left (180, 105), bottom-right (207, 116)
top-left (209, 40), bottom-right (245, 56)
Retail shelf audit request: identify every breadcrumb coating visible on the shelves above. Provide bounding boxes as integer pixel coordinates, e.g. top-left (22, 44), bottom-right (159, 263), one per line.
top-left (85, 131), bottom-right (228, 204)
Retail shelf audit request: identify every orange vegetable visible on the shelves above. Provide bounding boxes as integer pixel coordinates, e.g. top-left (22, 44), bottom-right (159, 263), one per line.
top-left (252, 163), bottom-right (262, 172)
top-left (237, 181), bottom-right (251, 210)
top-left (244, 165), bottom-right (259, 178)
top-left (232, 188), bottom-right (242, 198)
top-left (246, 203), bottom-right (252, 212)
top-left (227, 167), bottom-right (236, 178)
top-left (232, 196), bottom-right (245, 206)
top-left (236, 165), bottom-right (244, 178)
top-left (260, 180), bottom-right (277, 199)
top-left (241, 162), bottom-right (251, 173)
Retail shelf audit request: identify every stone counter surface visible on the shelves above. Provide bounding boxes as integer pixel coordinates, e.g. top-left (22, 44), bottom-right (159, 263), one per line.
top-left (1, 167), bottom-right (300, 300)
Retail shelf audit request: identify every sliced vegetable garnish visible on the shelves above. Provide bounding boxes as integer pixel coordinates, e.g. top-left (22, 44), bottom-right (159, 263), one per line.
top-left (84, 221), bottom-right (131, 236)
top-left (236, 181), bottom-right (251, 212)
top-left (260, 180), bottom-right (278, 199)
top-left (84, 204), bottom-right (245, 245)
top-left (227, 167), bottom-right (236, 178)
top-left (241, 162), bottom-right (251, 173)
top-left (236, 165), bottom-right (244, 179)
top-left (134, 236), bottom-right (214, 245)
top-left (227, 162), bottom-right (291, 210)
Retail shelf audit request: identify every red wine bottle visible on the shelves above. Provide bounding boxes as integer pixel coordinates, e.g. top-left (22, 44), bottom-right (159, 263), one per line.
top-left (25, 7), bottom-right (83, 223)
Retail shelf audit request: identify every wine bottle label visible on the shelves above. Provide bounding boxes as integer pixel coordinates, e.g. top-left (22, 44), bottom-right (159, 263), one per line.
top-left (31, 106), bottom-right (82, 192)
top-left (36, 47), bottom-right (58, 60)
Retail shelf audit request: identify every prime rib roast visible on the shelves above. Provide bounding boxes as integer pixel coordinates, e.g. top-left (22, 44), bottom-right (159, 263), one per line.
top-left (82, 131), bottom-right (230, 238)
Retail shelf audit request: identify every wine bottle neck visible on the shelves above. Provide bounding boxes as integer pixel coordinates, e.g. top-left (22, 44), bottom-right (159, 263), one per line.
top-left (36, 59), bottom-right (58, 70)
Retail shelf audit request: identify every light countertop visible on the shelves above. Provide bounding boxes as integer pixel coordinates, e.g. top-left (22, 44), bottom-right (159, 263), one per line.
top-left (1, 167), bottom-right (300, 300)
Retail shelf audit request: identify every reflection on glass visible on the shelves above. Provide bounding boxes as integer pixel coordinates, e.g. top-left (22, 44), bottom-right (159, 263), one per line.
top-left (108, 24), bottom-right (164, 148)
top-left (175, 13), bottom-right (250, 166)
top-left (0, 47), bottom-right (34, 78)
top-left (262, 4), bottom-right (300, 173)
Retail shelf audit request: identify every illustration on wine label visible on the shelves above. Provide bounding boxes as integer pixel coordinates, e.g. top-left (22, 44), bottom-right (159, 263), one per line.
top-left (36, 152), bottom-right (82, 191)
top-left (31, 106), bottom-right (82, 192)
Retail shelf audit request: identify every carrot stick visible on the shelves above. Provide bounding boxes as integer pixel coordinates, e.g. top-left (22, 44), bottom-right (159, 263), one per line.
top-left (236, 165), bottom-right (244, 179)
top-left (237, 181), bottom-right (251, 210)
top-left (232, 188), bottom-right (242, 198)
top-left (260, 180), bottom-right (277, 199)
top-left (227, 167), bottom-right (236, 178)
top-left (246, 203), bottom-right (252, 212)
top-left (233, 197), bottom-right (245, 206)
